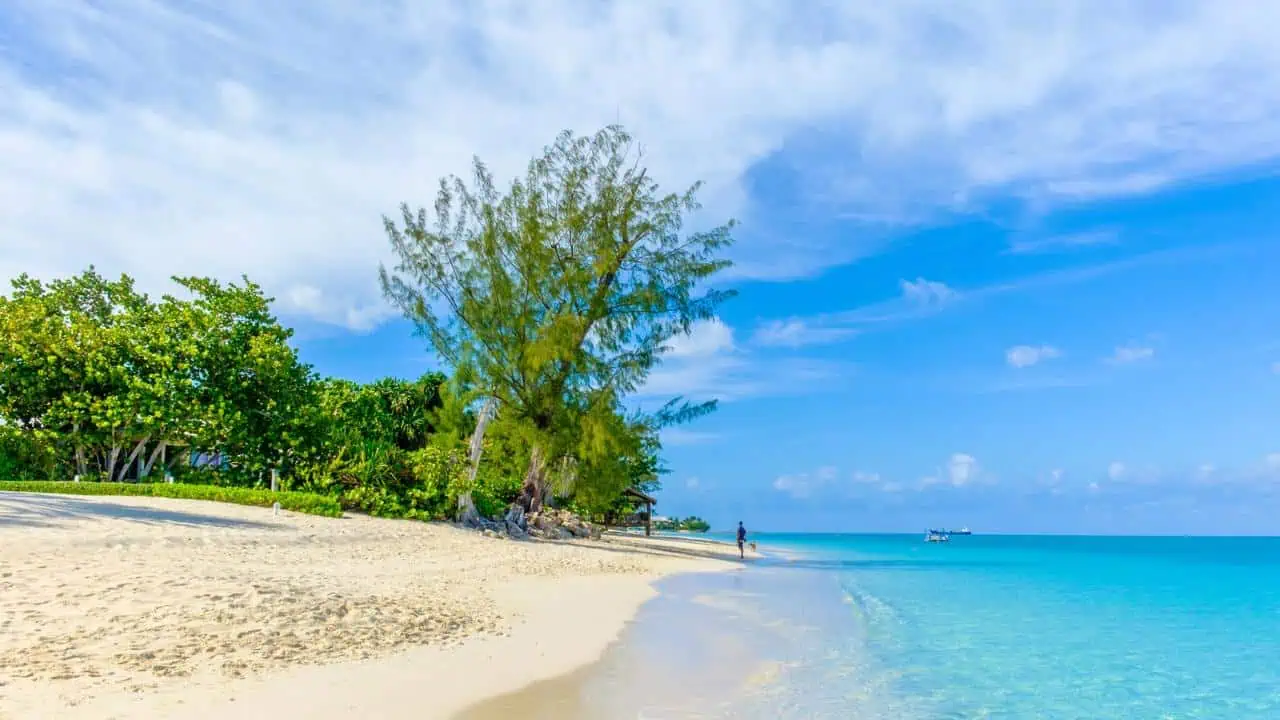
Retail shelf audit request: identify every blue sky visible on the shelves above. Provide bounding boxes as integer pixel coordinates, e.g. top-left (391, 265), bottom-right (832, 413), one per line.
top-left (3, 1), bottom-right (1279, 533)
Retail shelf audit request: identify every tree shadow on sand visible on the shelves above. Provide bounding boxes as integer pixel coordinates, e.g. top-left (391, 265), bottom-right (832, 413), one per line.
top-left (0, 492), bottom-right (282, 531)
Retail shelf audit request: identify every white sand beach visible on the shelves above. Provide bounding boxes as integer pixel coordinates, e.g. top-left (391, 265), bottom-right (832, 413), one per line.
top-left (0, 492), bottom-right (755, 719)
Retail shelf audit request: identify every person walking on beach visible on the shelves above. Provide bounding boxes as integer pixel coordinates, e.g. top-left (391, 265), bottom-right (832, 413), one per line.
top-left (736, 521), bottom-right (747, 559)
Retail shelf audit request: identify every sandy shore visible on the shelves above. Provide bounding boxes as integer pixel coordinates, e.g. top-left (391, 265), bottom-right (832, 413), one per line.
top-left (0, 492), bottom-right (755, 719)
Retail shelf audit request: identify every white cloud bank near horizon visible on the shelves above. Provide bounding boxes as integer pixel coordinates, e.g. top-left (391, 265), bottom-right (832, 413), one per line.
top-left (5, 0), bottom-right (1280, 330)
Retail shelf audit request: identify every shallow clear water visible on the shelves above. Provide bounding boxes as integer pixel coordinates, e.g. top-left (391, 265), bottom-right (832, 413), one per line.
top-left (469, 534), bottom-right (1280, 718)
top-left (756, 533), bottom-right (1280, 718)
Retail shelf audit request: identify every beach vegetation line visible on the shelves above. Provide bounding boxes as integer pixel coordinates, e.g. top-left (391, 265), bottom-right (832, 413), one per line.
top-left (0, 481), bottom-right (343, 517)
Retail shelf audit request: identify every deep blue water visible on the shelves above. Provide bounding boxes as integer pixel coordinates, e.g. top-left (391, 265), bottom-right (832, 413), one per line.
top-left (740, 533), bottom-right (1280, 718)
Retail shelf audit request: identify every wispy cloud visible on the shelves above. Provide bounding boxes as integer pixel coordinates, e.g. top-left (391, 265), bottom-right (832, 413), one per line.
top-left (6, 2), bottom-right (1280, 327)
top-left (920, 452), bottom-right (990, 489)
top-left (760, 244), bottom-right (1226, 341)
top-left (643, 318), bottom-right (850, 401)
top-left (1006, 229), bottom-right (1119, 255)
top-left (1107, 344), bottom-right (1156, 365)
top-left (1006, 344), bottom-right (1062, 369)
top-left (750, 318), bottom-right (859, 348)
top-left (900, 278), bottom-right (958, 307)
top-left (851, 471), bottom-right (883, 485)
top-left (947, 453), bottom-right (981, 487)
top-left (1108, 461), bottom-right (1127, 481)
top-left (772, 465), bottom-right (839, 500)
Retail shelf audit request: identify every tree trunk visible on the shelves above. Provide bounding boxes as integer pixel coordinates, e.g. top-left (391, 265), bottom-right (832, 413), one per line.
top-left (516, 445), bottom-right (548, 514)
top-left (140, 440), bottom-right (168, 479)
top-left (458, 398), bottom-right (497, 527)
top-left (73, 423), bottom-right (87, 478)
top-left (116, 436), bottom-right (151, 482)
top-left (105, 444), bottom-right (121, 483)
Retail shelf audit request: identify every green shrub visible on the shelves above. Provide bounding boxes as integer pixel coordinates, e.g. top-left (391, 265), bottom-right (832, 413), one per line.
top-left (0, 428), bottom-right (58, 482)
top-left (471, 466), bottom-right (523, 518)
top-left (0, 481), bottom-right (343, 517)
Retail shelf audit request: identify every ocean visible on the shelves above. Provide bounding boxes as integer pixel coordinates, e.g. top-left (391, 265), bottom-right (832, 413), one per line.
top-left (484, 533), bottom-right (1280, 718)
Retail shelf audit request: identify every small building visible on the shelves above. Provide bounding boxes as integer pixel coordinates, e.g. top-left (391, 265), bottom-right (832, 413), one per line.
top-left (622, 486), bottom-right (657, 537)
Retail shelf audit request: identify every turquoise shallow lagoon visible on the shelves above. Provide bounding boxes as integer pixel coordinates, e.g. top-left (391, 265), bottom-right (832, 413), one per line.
top-left (473, 534), bottom-right (1280, 718)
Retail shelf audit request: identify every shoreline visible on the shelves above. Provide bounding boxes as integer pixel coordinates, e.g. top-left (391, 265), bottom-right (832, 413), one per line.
top-left (458, 559), bottom-right (828, 719)
top-left (0, 492), bottom-right (755, 719)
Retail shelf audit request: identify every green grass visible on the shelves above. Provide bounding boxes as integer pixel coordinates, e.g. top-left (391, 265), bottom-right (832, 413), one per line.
top-left (0, 481), bottom-right (343, 518)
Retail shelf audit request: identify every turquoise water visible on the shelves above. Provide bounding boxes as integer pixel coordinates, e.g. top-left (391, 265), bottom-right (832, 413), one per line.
top-left (747, 533), bottom-right (1280, 718)
top-left (494, 533), bottom-right (1280, 718)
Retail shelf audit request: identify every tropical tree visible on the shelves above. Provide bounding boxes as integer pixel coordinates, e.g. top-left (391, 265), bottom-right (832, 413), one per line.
top-left (173, 276), bottom-right (319, 484)
top-left (379, 125), bottom-right (735, 515)
top-left (0, 270), bottom-right (319, 485)
top-left (0, 269), bottom-right (162, 479)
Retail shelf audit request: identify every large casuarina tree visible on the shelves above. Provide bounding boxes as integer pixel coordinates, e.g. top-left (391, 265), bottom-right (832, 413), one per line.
top-left (379, 125), bottom-right (735, 515)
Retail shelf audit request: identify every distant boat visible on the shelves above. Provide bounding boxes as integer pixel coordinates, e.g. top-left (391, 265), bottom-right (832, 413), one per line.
top-left (925, 531), bottom-right (950, 543)
top-left (952, 527), bottom-right (972, 535)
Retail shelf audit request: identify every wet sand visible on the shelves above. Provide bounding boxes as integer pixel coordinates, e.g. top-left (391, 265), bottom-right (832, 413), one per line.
top-left (457, 568), bottom-right (824, 719)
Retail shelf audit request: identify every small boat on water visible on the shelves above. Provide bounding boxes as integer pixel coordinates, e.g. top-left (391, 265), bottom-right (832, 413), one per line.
top-left (952, 527), bottom-right (972, 535)
top-left (925, 530), bottom-right (950, 543)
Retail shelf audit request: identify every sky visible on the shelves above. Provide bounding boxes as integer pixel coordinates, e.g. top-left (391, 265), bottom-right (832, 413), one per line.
top-left (3, 0), bottom-right (1279, 534)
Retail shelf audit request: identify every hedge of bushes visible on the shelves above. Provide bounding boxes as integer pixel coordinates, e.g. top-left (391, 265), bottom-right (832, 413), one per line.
top-left (0, 481), bottom-right (343, 518)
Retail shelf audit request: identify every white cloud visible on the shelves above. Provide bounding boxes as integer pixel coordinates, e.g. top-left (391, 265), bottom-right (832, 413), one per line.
top-left (773, 465), bottom-right (839, 499)
top-left (1006, 344), bottom-right (1062, 369)
top-left (751, 319), bottom-right (858, 348)
top-left (900, 278), bottom-right (957, 307)
top-left (7, 1), bottom-right (1280, 327)
top-left (851, 471), bottom-right (882, 484)
top-left (644, 318), bottom-right (764, 401)
top-left (685, 476), bottom-right (701, 490)
top-left (1108, 461), bottom-right (1127, 480)
top-left (772, 473), bottom-right (813, 499)
top-left (1108, 344), bottom-right (1156, 364)
top-left (665, 318), bottom-right (736, 359)
top-left (1007, 229), bottom-right (1118, 255)
top-left (642, 352), bottom-right (847, 402)
top-left (947, 453), bottom-right (979, 486)
top-left (646, 317), bottom-right (851, 400)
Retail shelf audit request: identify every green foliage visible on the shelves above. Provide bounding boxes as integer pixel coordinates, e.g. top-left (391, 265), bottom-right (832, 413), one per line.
top-left (653, 515), bottom-right (711, 533)
top-left (0, 269), bottom-right (318, 485)
top-left (0, 427), bottom-right (58, 481)
top-left (462, 416), bottom-right (528, 517)
top-left (0, 481), bottom-right (342, 517)
top-left (292, 373), bottom-right (467, 520)
top-left (380, 125), bottom-right (735, 511)
top-left (314, 373), bottom-right (446, 453)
